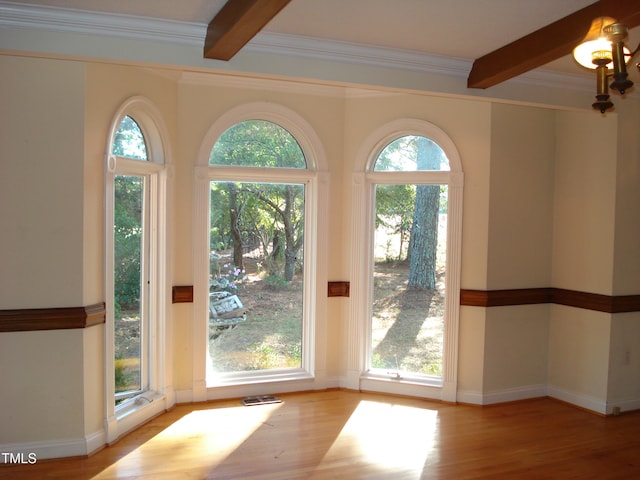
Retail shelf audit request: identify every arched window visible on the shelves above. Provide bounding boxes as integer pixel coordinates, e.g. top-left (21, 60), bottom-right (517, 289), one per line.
top-left (105, 97), bottom-right (169, 442)
top-left (193, 103), bottom-right (327, 398)
top-left (374, 136), bottom-right (449, 172)
top-left (349, 120), bottom-right (463, 402)
top-left (112, 116), bottom-right (148, 160)
top-left (210, 120), bottom-right (306, 168)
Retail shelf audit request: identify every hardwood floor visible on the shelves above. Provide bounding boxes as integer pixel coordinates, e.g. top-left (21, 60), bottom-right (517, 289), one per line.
top-left (2, 389), bottom-right (639, 479)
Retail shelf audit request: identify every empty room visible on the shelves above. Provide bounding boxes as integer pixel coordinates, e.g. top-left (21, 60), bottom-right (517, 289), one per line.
top-left (1, 1), bottom-right (640, 478)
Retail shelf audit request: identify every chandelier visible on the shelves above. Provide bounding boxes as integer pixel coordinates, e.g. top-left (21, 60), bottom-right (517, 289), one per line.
top-left (573, 17), bottom-right (639, 113)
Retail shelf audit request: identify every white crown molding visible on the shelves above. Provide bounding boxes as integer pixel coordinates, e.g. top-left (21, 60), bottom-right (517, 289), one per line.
top-left (247, 32), bottom-right (598, 94)
top-left (0, 1), bottom-right (205, 45)
top-left (519, 68), bottom-right (593, 93)
top-left (0, 0), bottom-right (596, 95)
top-left (247, 31), bottom-right (473, 79)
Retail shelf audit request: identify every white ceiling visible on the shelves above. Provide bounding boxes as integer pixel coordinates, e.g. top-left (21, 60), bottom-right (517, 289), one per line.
top-left (5, 0), bottom-right (610, 76)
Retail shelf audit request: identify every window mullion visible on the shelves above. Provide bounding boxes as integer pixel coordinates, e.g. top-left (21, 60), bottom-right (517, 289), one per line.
top-left (367, 171), bottom-right (450, 184)
top-left (141, 174), bottom-right (151, 392)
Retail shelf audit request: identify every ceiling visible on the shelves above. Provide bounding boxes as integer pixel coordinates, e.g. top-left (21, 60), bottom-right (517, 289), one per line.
top-left (4, 0), bottom-right (640, 83)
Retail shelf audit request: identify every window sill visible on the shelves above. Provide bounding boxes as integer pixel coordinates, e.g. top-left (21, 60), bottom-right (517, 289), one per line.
top-left (207, 368), bottom-right (314, 388)
top-left (362, 370), bottom-right (443, 388)
top-left (360, 372), bottom-right (444, 400)
top-left (114, 391), bottom-right (166, 439)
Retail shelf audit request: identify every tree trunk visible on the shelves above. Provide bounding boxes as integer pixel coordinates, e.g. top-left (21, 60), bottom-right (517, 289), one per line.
top-left (283, 185), bottom-right (298, 282)
top-left (408, 138), bottom-right (440, 290)
top-left (267, 231), bottom-right (284, 276)
top-left (227, 183), bottom-right (244, 271)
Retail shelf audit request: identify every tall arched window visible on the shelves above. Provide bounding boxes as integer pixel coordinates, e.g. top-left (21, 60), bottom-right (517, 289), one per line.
top-left (105, 97), bottom-right (169, 442)
top-left (193, 103), bottom-right (328, 399)
top-left (349, 119), bottom-right (463, 402)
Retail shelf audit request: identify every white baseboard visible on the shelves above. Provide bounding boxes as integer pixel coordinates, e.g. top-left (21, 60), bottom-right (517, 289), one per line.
top-left (456, 389), bottom-right (484, 405)
top-left (547, 384), bottom-right (607, 415)
top-left (0, 428), bottom-right (105, 462)
top-left (608, 396), bottom-right (640, 414)
top-left (175, 376), bottom-right (340, 405)
top-left (483, 384), bottom-right (548, 405)
top-left (85, 429), bottom-right (106, 456)
top-left (175, 382), bottom-right (639, 417)
top-left (358, 376), bottom-right (443, 401)
top-left (206, 377), bottom-right (320, 401)
top-left (548, 386), bottom-right (640, 415)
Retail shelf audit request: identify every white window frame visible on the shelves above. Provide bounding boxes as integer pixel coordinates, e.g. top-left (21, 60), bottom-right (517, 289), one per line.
top-left (192, 102), bottom-right (329, 401)
top-left (348, 119), bottom-right (464, 402)
top-left (104, 96), bottom-right (171, 442)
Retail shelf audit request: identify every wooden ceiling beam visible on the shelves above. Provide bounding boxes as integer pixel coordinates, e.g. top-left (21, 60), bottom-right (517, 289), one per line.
top-left (467, 0), bottom-right (640, 89)
top-left (204, 0), bottom-right (292, 61)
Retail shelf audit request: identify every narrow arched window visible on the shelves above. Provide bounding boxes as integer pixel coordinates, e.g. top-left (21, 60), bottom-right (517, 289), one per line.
top-left (371, 135), bottom-right (449, 376)
top-left (350, 120), bottom-right (463, 402)
top-left (105, 98), bottom-right (168, 441)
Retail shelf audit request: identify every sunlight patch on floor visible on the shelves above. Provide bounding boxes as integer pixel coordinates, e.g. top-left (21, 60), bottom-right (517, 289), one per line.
top-left (91, 403), bottom-right (282, 479)
top-left (315, 400), bottom-right (438, 477)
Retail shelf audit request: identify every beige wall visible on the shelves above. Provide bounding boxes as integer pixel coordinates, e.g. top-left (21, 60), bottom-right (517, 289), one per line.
top-left (608, 313), bottom-right (640, 406)
top-left (553, 110), bottom-right (618, 294)
top-left (606, 99), bottom-right (640, 408)
top-left (475, 104), bottom-right (555, 398)
top-left (612, 99), bottom-right (640, 295)
top-left (458, 307), bottom-right (486, 398)
top-left (0, 329), bottom-right (85, 444)
top-left (0, 56), bottom-right (88, 446)
top-left (487, 103), bottom-right (555, 289)
top-left (483, 305), bottom-right (550, 394)
top-left (608, 99), bottom-right (640, 408)
top-left (0, 56), bottom-right (180, 450)
top-left (547, 110), bottom-right (618, 410)
top-left (548, 306), bottom-right (611, 404)
top-left (0, 56), bottom-right (85, 309)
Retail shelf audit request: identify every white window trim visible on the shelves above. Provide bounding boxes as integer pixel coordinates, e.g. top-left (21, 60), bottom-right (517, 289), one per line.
top-left (104, 96), bottom-right (172, 443)
top-left (348, 119), bottom-right (464, 402)
top-left (192, 102), bottom-right (329, 401)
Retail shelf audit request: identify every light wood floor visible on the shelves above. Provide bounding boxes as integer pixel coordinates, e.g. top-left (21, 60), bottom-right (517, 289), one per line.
top-left (2, 389), bottom-right (640, 479)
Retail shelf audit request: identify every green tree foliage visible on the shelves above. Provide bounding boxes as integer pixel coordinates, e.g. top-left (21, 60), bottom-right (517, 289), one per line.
top-left (210, 120), bottom-right (305, 168)
top-left (112, 116), bottom-right (147, 312)
top-left (248, 183), bottom-right (304, 281)
top-left (376, 184), bottom-right (415, 261)
top-left (209, 121), bottom-right (306, 282)
top-left (112, 116), bottom-right (147, 160)
top-left (114, 176), bottom-right (142, 310)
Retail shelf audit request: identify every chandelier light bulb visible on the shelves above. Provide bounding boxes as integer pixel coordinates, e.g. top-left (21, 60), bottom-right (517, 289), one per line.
top-left (573, 37), bottom-right (612, 69)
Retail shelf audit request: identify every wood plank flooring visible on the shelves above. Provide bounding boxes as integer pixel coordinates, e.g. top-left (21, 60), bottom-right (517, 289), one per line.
top-left (1, 389), bottom-right (639, 479)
